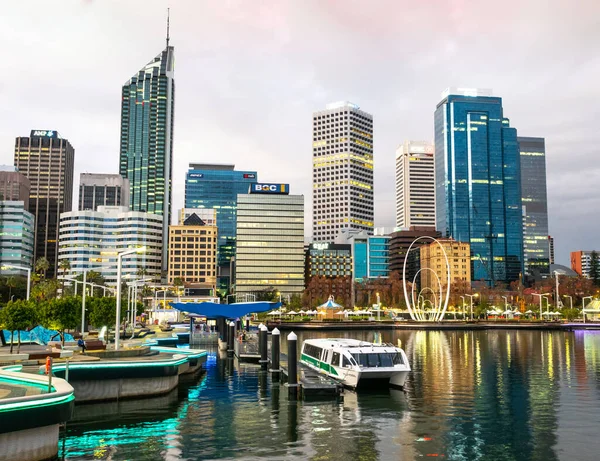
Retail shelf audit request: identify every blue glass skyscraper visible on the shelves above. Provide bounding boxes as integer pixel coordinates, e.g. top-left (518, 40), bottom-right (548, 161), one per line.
top-left (184, 164), bottom-right (257, 292)
top-left (434, 88), bottom-right (523, 284)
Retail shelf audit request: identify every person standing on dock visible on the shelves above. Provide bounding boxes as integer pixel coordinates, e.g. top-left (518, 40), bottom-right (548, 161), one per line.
top-left (78, 337), bottom-right (86, 354)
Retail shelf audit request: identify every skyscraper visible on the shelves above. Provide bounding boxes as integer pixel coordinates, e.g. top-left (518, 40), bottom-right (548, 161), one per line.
top-left (79, 173), bottom-right (130, 211)
top-left (119, 28), bottom-right (174, 272)
top-left (518, 137), bottom-right (550, 278)
top-left (0, 167), bottom-right (30, 208)
top-left (312, 101), bottom-right (373, 242)
top-left (395, 141), bottom-right (436, 228)
top-left (434, 88), bottom-right (523, 284)
top-left (235, 184), bottom-right (304, 298)
top-left (14, 130), bottom-right (75, 278)
top-left (184, 164), bottom-right (257, 292)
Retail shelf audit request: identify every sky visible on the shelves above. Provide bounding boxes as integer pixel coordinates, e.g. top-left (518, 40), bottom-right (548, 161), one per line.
top-left (0, 0), bottom-right (599, 266)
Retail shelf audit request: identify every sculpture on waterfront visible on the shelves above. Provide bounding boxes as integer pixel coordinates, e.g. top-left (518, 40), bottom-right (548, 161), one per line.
top-left (402, 236), bottom-right (451, 321)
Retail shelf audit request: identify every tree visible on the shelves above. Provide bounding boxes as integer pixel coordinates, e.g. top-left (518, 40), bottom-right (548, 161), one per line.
top-left (40, 297), bottom-right (80, 346)
top-left (288, 294), bottom-right (303, 310)
top-left (5, 276), bottom-right (16, 301)
top-left (1, 300), bottom-right (38, 353)
top-left (589, 251), bottom-right (600, 286)
top-left (88, 297), bottom-right (126, 342)
top-left (35, 257), bottom-right (50, 280)
top-left (31, 279), bottom-right (60, 302)
top-left (254, 286), bottom-right (278, 302)
top-left (59, 259), bottom-right (71, 293)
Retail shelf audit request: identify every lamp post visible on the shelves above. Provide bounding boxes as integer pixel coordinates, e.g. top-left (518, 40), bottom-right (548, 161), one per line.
top-left (532, 293), bottom-right (550, 320)
top-left (502, 296), bottom-right (508, 312)
top-left (460, 296), bottom-right (465, 319)
top-left (554, 271), bottom-right (561, 309)
top-left (465, 294), bottom-right (478, 321)
top-left (115, 247), bottom-right (146, 351)
top-left (81, 270), bottom-right (87, 333)
top-left (563, 295), bottom-right (573, 309)
top-left (376, 292), bottom-right (380, 322)
top-left (542, 296), bottom-right (550, 318)
top-left (1, 264), bottom-right (31, 300)
top-left (582, 296), bottom-right (593, 323)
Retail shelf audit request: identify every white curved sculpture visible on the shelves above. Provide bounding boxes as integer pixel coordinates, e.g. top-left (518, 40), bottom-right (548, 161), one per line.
top-left (402, 236), bottom-right (451, 321)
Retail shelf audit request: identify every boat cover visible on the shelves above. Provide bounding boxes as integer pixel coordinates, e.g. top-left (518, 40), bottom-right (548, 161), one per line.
top-left (169, 301), bottom-right (281, 319)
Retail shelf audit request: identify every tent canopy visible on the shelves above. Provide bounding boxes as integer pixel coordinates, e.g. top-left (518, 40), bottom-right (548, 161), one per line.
top-left (317, 298), bottom-right (343, 309)
top-left (170, 301), bottom-right (281, 319)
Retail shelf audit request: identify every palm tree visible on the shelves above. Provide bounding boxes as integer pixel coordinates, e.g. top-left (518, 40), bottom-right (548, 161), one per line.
top-left (35, 257), bottom-right (50, 281)
top-left (6, 276), bottom-right (16, 301)
top-left (59, 259), bottom-right (71, 294)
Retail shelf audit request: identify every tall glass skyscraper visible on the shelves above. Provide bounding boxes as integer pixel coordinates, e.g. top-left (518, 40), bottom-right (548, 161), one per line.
top-left (434, 88), bottom-right (523, 284)
top-left (518, 137), bottom-right (549, 278)
top-left (119, 40), bottom-right (174, 272)
top-left (184, 164), bottom-right (257, 292)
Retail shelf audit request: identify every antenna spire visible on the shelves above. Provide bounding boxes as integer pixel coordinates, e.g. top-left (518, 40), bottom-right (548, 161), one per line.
top-left (166, 8), bottom-right (170, 47)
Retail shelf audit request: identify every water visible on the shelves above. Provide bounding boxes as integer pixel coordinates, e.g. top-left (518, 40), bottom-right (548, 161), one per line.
top-left (60, 330), bottom-right (600, 460)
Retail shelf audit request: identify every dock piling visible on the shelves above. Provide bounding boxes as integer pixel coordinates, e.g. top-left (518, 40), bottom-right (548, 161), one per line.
top-left (286, 331), bottom-right (298, 398)
top-left (227, 322), bottom-right (235, 357)
top-left (259, 324), bottom-right (268, 370)
top-left (270, 328), bottom-right (280, 377)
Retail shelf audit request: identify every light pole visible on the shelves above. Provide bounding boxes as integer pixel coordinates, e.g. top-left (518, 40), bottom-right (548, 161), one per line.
top-left (81, 270), bottom-right (87, 334)
top-left (465, 294), bottom-right (478, 321)
top-left (115, 247), bottom-right (146, 351)
top-left (582, 296), bottom-right (593, 323)
top-left (542, 296), bottom-right (550, 318)
top-left (554, 271), bottom-right (561, 309)
top-left (460, 296), bottom-right (465, 319)
top-left (563, 295), bottom-right (573, 309)
top-left (1, 264), bottom-right (32, 300)
top-left (532, 293), bottom-right (550, 320)
top-left (502, 296), bottom-right (508, 312)
top-left (376, 292), bottom-right (380, 322)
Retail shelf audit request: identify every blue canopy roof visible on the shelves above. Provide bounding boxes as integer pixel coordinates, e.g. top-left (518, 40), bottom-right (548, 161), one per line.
top-left (169, 301), bottom-right (281, 319)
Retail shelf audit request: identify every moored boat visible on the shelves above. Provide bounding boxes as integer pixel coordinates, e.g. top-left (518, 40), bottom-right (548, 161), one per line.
top-left (300, 338), bottom-right (410, 389)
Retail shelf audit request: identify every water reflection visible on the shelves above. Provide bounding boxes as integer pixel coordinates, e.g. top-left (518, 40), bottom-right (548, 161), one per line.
top-left (61, 331), bottom-right (600, 460)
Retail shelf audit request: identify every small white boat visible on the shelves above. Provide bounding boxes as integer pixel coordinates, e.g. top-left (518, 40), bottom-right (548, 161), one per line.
top-left (300, 338), bottom-right (410, 389)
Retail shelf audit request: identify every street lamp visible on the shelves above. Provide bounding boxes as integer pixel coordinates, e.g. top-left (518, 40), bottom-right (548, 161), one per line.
top-left (501, 296), bottom-right (508, 312)
top-left (460, 296), bottom-right (465, 319)
top-left (563, 295), bottom-right (573, 309)
top-left (376, 292), bottom-right (381, 322)
top-left (542, 296), bottom-right (550, 318)
top-left (1, 264), bottom-right (31, 300)
top-left (465, 294), bottom-right (478, 321)
top-left (582, 296), bottom-right (593, 323)
top-left (115, 246), bottom-right (146, 351)
top-left (532, 293), bottom-right (550, 320)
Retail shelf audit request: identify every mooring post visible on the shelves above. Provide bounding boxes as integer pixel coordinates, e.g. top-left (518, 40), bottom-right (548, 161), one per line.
top-left (227, 321), bottom-right (235, 357)
top-left (270, 327), bottom-right (280, 377)
top-left (287, 331), bottom-right (298, 398)
top-left (259, 324), bottom-right (268, 370)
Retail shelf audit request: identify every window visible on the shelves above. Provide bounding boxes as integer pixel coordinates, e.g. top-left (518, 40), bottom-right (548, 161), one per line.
top-left (332, 352), bottom-right (341, 366)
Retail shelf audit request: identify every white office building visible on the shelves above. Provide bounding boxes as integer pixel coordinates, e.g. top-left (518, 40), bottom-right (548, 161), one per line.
top-left (395, 141), bottom-right (436, 228)
top-left (312, 101), bottom-right (373, 242)
top-left (58, 206), bottom-right (162, 286)
top-left (0, 201), bottom-right (35, 276)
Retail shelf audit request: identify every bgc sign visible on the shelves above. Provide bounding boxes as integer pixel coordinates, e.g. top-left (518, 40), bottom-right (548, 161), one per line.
top-left (250, 183), bottom-right (289, 195)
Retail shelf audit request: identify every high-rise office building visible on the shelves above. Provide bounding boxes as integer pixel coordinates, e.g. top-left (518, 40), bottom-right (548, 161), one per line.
top-left (14, 130), bottom-right (75, 278)
top-left (312, 101), bottom-right (374, 242)
top-left (0, 167), bottom-right (30, 209)
top-left (420, 239), bottom-right (471, 294)
top-left (395, 141), bottom-right (436, 228)
top-left (119, 34), bottom-right (174, 272)
top-left (518, 137), bottom-right (550, 279)
top-left (184, 164), bottom-right (257, 292)
top-left (388, 226), bottom-right (442, 282)
top-left (0, 201), bottom-right (35, 276)
top-left (58, 206), bottom-right (162, 286)
top-left (570, 250), bottom-right (598, 278)
top-left (235, 184), bottom-right (304, 298)
top-left (79, 173), bottom-right (130, 211)
top-left (434, 88), bottom-right (523, 284)
top-left (335, 230), bottom-right (390, 280)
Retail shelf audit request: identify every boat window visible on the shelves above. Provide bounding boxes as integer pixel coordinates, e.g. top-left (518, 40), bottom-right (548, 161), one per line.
top-left (303, 344), bottom-right (323, 360)
top-left (332, 352), bottom-right (341, 366)
top-left (351, 353), bottom-right (403, 367)
top-left (342, 355), bottom-right (353, 368)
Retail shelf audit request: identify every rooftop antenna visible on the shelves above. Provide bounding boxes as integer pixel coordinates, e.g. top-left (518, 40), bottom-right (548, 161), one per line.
top-left (166, 8), bottom-right (170, 47)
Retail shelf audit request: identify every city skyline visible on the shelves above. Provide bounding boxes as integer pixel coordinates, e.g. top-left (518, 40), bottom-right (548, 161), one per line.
top-left (0, 1), bottom-right (598, 265)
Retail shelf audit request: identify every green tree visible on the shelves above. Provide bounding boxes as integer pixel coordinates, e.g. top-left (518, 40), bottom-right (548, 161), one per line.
top-left (59, 259), bottom-right (71, 293)
top-left (31, 279), bottom-right (60, 302)
top-left (34, 257), bottom-right (50, 280)
top-left (88, 297), bottom-right (126, 342)
top-left (5, 276), bottom-right (17, 301)
top-left (40, 297), bottom-right (80, 346)
top-left (288, 294), bottom-right (303, 310)
top-left (1, 300), bottom-right (38, 353)
top-left (589, 251), bottom-right (600, 286)
top-left (254, 286), bottom-right (278, 302)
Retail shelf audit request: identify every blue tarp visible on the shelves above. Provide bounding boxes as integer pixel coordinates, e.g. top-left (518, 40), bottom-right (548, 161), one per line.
top-left (169, 301), bottom-right (281, 319)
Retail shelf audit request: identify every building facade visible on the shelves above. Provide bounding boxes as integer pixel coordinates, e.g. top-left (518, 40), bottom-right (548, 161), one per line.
top-left (0, 201), bottom-right (35, 276)
top-left (79, 173), bottom-right (130, 211)
top-left (571, 251), bottom-right (598, 278)
top-left (312, 101), bottom-right (374, 242)
top-left (518, 137), bottom-right (550, 279)
top-left (119, 43), bottom-right (174, 272)
top-left (335, 230), bottom-right (390, 280)
top-left (167, 211), bottom-right (218, 296)
top-left (14, 130), bottom-right (75, 278)
top-left (395, 141), bottom-right (436, 228)
top-left (388, 226), bottom-right (442, 280)
top-left (179, 208), bottom-right (217, 226)
top-left (58, 206), bottom-right (162, 286)
top-left (305, 242), bottom-right (352, 283)
top-left (184, 164), bottom-right (257, 292)
top-left (235, 185), bottom-right (304, 298)
top-left (548, 236), bottom-right (555, 265)
top-left (420, 239), bottom-right (471, 294)
top-left (0, 168), bottom-right (30, 209)
top-left (435, 88), bottom-right (523, 284)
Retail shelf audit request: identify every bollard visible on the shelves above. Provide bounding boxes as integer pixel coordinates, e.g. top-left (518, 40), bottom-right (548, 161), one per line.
top-left (259, 324), bottom-right (268, 370)
top-left (65, 357), bottom-right (69, 382)
top-left (270, 327), bottom-right (280, 376)
top-left (45, 356), bottom-right (53, 393)
top-left (287, 331), bottom-right (298, 397)
top-left (245, 317), bottom-right (250, 332)
top-left (227, 321), bottom-right (235, 357)
top-left (236, 318), bottom-right (241, 331)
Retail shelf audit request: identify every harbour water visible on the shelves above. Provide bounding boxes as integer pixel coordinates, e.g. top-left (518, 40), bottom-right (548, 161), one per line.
top-left (61, 330), bottom-right (600, 460)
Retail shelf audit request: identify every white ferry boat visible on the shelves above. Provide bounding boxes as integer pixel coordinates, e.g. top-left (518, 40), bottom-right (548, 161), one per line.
top-left (300, 338), bottom-right (410, 389)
